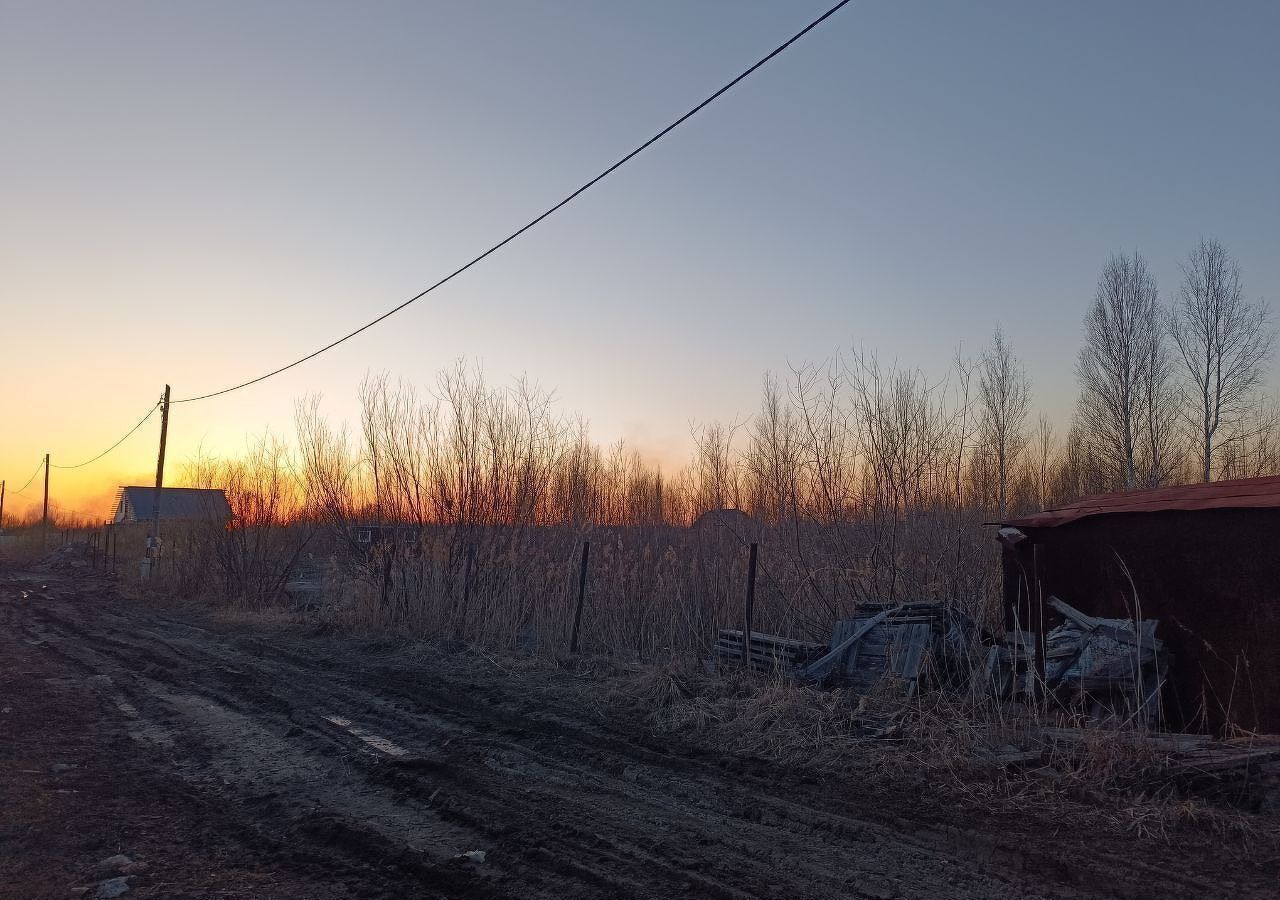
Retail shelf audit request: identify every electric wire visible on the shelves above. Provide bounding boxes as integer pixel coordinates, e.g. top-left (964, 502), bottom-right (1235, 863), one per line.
top-left (11, 458), bottom-right (45, 494)
top-left (172, 0), bottom-right (854, 404)
top-left (49, 400), bottom-right (162, 469)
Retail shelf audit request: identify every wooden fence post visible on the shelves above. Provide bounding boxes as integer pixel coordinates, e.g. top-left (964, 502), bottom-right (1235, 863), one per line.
top-left (743, 543), bottom-right (758, 668)
top-left (569, 541), bottom-right (591, 654)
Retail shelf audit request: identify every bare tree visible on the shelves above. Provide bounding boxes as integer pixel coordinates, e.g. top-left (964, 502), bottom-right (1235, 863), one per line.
top-left (1136, 305), bottom-right (1183, 486)
top-left (1031, 413), bottom-right (1055, 509)
top-left (1170, 238), bottom-right (1274, 482)
top-left (1215, 398), bottom-right (1280, 480)
top-left (977, 328), bottom-right (1031, 514)
top-left (1076, 252), bottom-right (1163, 489)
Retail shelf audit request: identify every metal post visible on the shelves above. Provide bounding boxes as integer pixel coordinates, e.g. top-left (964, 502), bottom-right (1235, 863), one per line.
top-left (569, 541), bottom-right (591, 654)
top-left (145, 385), bottom-right (171, 578)
top-left (743, 543), bottom-right (758, 668)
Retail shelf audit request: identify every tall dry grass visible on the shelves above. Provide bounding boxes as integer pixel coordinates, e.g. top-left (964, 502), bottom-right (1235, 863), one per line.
top-left (141, 349), bottom-right (1279, 664)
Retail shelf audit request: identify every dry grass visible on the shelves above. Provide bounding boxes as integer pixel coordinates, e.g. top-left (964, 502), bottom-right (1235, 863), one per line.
top-left (87, 357), bottom-right (1277, 850)
top-left (600, 662), bottom-right (1279, 848)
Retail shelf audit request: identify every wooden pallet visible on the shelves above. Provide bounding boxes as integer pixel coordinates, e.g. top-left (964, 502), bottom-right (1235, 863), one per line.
top-left (714, 629), bottom-right (827, 673)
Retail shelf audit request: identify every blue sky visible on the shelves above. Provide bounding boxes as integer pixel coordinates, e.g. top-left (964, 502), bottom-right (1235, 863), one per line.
top-left (2, 1), bottom-right (1278, 509)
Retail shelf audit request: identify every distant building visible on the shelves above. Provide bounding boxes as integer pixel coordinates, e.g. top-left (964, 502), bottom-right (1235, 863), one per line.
top-left (112, 486), bottom-right (231, 525)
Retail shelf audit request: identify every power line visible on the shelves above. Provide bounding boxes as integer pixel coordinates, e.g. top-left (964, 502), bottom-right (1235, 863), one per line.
top-left (49, 400), bottom-right (162, 470)
top-left (173, 0), bottom-right (854, 404)
top-left (12, 458), bottom-right (45, 494)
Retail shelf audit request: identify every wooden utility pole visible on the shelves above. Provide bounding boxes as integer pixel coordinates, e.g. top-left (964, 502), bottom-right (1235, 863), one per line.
top-left (145, 385), bottom-right (171, 578)
top-left (41, 454), bottom-right (50, 538)
top-left (0, 479), bottom-right (6, 533)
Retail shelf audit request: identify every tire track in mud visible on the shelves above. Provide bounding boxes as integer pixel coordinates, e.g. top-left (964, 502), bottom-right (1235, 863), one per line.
top-left (20, 603), bottom-right (798, 899)
top-left (2, 574), bottom-right (1269, 900)
top-left (26, 606), bottom-right (987, 898)
top-left (13, 589), bottom-right (1023, 899)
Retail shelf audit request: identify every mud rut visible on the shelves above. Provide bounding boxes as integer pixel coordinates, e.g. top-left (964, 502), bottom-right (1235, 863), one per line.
top-left (0, 571), bottom-right (1267, 899)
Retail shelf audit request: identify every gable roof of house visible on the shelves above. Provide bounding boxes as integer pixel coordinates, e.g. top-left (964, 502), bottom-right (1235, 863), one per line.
top-left (1001, 474), bottom-right (1280, 529)
top-left (115, 486), bottom-right (231, 522)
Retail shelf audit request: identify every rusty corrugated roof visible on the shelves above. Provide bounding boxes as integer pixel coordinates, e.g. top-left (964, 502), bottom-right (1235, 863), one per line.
top-left (1002, 474), bottom-right (1280, 528)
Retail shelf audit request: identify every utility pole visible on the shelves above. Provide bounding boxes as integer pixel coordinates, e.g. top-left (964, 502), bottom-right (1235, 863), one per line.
top-left (145, 385), bottom-right (171, 578)
top-left (0, 479), bottom-right (6, 533)
top-left (42, 454), bottom-right (50, 540)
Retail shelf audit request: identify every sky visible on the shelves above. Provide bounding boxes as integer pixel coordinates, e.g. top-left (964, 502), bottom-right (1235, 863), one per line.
top-left (2, 0), bottom-right (1279, 520)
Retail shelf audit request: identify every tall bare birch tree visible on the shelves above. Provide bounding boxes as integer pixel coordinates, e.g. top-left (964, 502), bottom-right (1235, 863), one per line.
top-left (1170, 238), bottom-right (1274, 482)
top-left (1136, 305), bottom-right (1183, 486)
top-left (1076, 252), bottom-right (1162, 489)
top-left (978, 328), bottom-right (1031, 514)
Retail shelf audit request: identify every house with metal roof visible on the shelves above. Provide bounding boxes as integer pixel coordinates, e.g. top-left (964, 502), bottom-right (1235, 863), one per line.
top-left (112, 486), bottom-right (231, 525)
top-left (997, 475), bottom-right (1280, 734)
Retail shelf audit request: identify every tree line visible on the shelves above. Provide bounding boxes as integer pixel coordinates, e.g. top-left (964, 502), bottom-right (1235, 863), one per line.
top-left (127, 237), bottom-right (1270, 630)
top-left (992, 238), bottom-right (1273, 512)
top-left (175, 236), bottom-right (1273, 540)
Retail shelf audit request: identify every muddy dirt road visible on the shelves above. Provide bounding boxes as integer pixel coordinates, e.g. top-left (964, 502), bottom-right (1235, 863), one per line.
top-left (1, 568), bottom-right (1274, 899)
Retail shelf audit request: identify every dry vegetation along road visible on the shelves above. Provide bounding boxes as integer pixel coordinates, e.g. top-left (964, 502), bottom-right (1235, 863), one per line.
top-left (1, 567), bottom-right (1274, 899)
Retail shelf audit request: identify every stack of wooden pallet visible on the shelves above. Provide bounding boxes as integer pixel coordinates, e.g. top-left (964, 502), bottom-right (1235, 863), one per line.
top-left (826, 613), bottom-right (933, 695)
top-left (714, 629), bottom-right (828, 673)
top-left (796, 602), bottom-right (972, 697)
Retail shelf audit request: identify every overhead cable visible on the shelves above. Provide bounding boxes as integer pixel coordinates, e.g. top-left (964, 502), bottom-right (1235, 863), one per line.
top-left (172, 0), bottom-right (854, 404)
top-left (49, 400), bottom-right (162, 469)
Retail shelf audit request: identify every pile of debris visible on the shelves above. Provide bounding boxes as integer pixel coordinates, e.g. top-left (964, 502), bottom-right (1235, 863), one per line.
top-left (1043, 596), bottom-right (1167, 726)
top-left (983, 596), bottom-right (1168, 726)
top-left (798, 602), bottom-right (976, 697)
top-left (714, 601), bottom-right (977, 698)
top-left (711, 597), bottom-right (1278, 804)
top-left (715, 594), bottom-right (1173, 729)
top-left (33, 542), bottom-right (92, 572)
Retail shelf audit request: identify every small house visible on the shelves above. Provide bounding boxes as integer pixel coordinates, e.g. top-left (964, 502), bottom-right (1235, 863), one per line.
top-left (112, 486), bottom-right (231, 525)
top-left (998, 475), bottom-right (1280, 734)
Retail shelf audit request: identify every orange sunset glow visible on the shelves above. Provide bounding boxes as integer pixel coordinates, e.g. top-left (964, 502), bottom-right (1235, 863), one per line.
top-left (5, 4), bottom-right (1280, 897)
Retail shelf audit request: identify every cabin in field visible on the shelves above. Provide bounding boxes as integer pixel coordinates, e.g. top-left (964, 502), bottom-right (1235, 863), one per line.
top-left (997, 475), bottom-right (1280, 734)
top-left (112, 486), bottom-right (232, 525)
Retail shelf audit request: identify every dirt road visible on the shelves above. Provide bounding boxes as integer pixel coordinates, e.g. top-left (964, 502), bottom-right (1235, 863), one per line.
top-left (1, 568), bottom-right (1274, 899)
